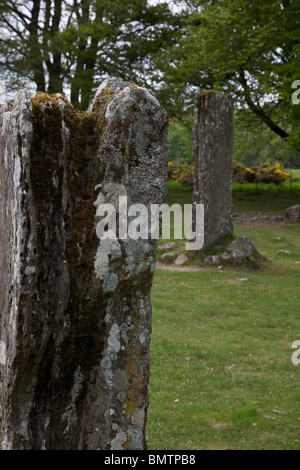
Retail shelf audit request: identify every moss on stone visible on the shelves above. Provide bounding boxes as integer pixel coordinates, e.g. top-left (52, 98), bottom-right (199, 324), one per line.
top-left (91, 85), bottom-right (116, 144)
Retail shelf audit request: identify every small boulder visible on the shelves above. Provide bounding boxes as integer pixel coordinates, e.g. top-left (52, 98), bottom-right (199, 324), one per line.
top-left (285, 204), bottom-right (300, 222)
top-left (211, 255), bottom-right (220, 265)
top-left (161, 252), bottom-right (175, 263)
top-left (231, 249), bottom-right (246, 261)
top-left (221, 252), bottom-right (232, 261)
top-left (174, 253), bottom-right (188, 265)
top-left (276, 250), bottom-right (291, 255)
top-left (227, 234), bottom-right (258, 258)
top-left (158, 241), bottom-right (179, 251)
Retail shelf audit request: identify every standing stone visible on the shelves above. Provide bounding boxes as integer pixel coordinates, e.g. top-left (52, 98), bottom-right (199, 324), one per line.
top-left (192, 91), bottom-right (234, 250)
top-left (0, 79), bottom-right (168, 450)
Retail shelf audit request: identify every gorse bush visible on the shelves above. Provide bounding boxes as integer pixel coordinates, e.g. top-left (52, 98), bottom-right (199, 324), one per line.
top-left (168, 160), bottom-right (299, 188)
top-left (233, 162), bottom-right (294, 185)
top-left (168, 158), bottom-right (194, 186)
top-left (233, 163), bottom-right (256, 184)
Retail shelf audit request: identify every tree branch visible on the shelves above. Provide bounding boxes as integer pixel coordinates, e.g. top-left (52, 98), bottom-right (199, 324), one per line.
top-left (238, 70), bottom-right (289, 140)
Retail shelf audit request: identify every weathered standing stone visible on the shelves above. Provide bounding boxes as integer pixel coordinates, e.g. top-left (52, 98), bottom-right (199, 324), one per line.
top-left (192, 91), bottom-right (234, 250)
top-left (0, 79), bottom-right (168, 450)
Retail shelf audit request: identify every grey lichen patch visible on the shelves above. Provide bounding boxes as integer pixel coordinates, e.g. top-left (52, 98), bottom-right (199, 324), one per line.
top-left (110, 430), bottom-right (127, 450)
top-left (107, 323), bottom-right (121, 354)
top-left (94, 239), bottom-right (122, 291)
top-left (128, 425), bottom-right (144, 450)
top-left (0, 341), bottom-right (6, 365)
top-left (61, 367), bottom-right (84, 435)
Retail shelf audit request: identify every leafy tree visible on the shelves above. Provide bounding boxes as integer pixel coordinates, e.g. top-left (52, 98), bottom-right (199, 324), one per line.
top-left (155, 0), bottom-right (300, 152)
top-left (167, 119), bottom-right (193, 163)
top-left (0, 0), bottom-right (175, 108)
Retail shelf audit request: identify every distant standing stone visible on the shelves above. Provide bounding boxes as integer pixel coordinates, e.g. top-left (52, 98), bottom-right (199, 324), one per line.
top-left (192, 90), bottom-right (234, 250)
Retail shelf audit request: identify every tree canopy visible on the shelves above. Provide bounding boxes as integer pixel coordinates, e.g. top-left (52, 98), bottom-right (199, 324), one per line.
top-left (0, 0), bottom-right (174, 108)
top-left (154, 0), bottom-right (300, 153)
top-left (0, 0), bottom-right (299, 156)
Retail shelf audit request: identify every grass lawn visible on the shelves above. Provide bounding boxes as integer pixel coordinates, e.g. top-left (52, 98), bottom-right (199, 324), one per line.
top-left (289, 169), bottom-right (300, 177)
top-left (147, 182), bottom-right (300, 450)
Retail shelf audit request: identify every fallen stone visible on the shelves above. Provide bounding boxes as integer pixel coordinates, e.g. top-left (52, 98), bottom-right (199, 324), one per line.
top-left (231, 249), bottom-right (246, 261)
top-left (158, 242), bottom-right (178, 251)
top-left (285, 204), bottom-right (300, 222)
top-left (161, 252), bottom-right (176, 263)
top-left (221, 252), bottom-right (232, 261)
top-left (276, 250), bottom-right (291, 255)
top-left (174, 254), bottom-right (188, 265)
top-left (211, 255), bottom-right (220, 265)
top-left (213, 423), bottom-right (227, 429)
top-left (227, 234), bottom-right (258, 257)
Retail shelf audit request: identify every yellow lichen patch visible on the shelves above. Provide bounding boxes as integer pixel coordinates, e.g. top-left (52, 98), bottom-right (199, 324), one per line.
top-left (129, 84), bottom-right (139, 91)
top-left (122, 439), bottom-right (131, 450)
top-left (125, 390), bottom-right (140, 416)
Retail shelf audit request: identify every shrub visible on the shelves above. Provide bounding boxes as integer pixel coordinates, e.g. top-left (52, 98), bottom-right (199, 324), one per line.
top-left (168, 158), bottom-right (194, 186)
top-left (233, 162), bottom-right (291, 185)
top-left (233, 163), bottom-right (256, 184)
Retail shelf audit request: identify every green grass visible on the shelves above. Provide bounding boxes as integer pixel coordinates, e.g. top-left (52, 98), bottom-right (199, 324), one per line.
top-left (147, 184), bottom-right (300, 450)
top-left (166, 180), bottom-right (300, 216)
top-left (288, 169), bottom-right (300, 177)
top-left (233, 191), bottom-right (300, 214)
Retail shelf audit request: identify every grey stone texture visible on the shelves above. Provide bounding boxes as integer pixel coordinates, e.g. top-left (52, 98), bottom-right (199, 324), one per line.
top-left (285, 204), bottom-right (300, 222)
top-left (192, 90), bottom-right (234, 250)
top-left (0, 79), bottom-right (168, 449)
top-left (227, 234), bottom-right (258, 259)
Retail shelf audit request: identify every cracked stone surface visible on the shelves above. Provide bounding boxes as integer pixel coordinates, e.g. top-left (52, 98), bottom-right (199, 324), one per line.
top-left (0, 79), bottom-right (168, 450)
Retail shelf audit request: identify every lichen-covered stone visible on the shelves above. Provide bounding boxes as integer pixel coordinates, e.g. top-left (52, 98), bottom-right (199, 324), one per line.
top-left (227, 234), bottom-right (258, 257)
top-left (285, 204), bottom-right (300, 222)
top-left (192, 90), bottom-right (234, 250)
top-left (0, 79), bottom-right (168, 450)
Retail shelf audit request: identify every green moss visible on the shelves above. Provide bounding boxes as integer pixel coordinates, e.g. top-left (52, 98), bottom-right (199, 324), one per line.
top-left (30, 92), bottom-right (64, 215)
top-left (91, 86), bottom-right (116, 138)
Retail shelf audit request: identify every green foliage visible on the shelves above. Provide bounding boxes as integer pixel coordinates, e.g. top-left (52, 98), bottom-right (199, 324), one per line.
top-left (0, 0), bottom-right (175, 108)
top-left (148, 186), bottom-right (300, 450)
top-left (233, 110), bottom-right (298, 167)
top-left (233, 162), bottom-right (292, 186)
top-left (155, 0), bottom-right (300, 154)
top-left (167, 120), bottom-right (193, 163)
top-left (167, 159), bottom-right (194, 187)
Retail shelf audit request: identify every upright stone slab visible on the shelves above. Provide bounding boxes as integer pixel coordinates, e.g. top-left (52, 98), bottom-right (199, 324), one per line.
top-left (192, 91), bottom-right (234, 250)
top-left (0, 79), bottom-right (168, 450)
